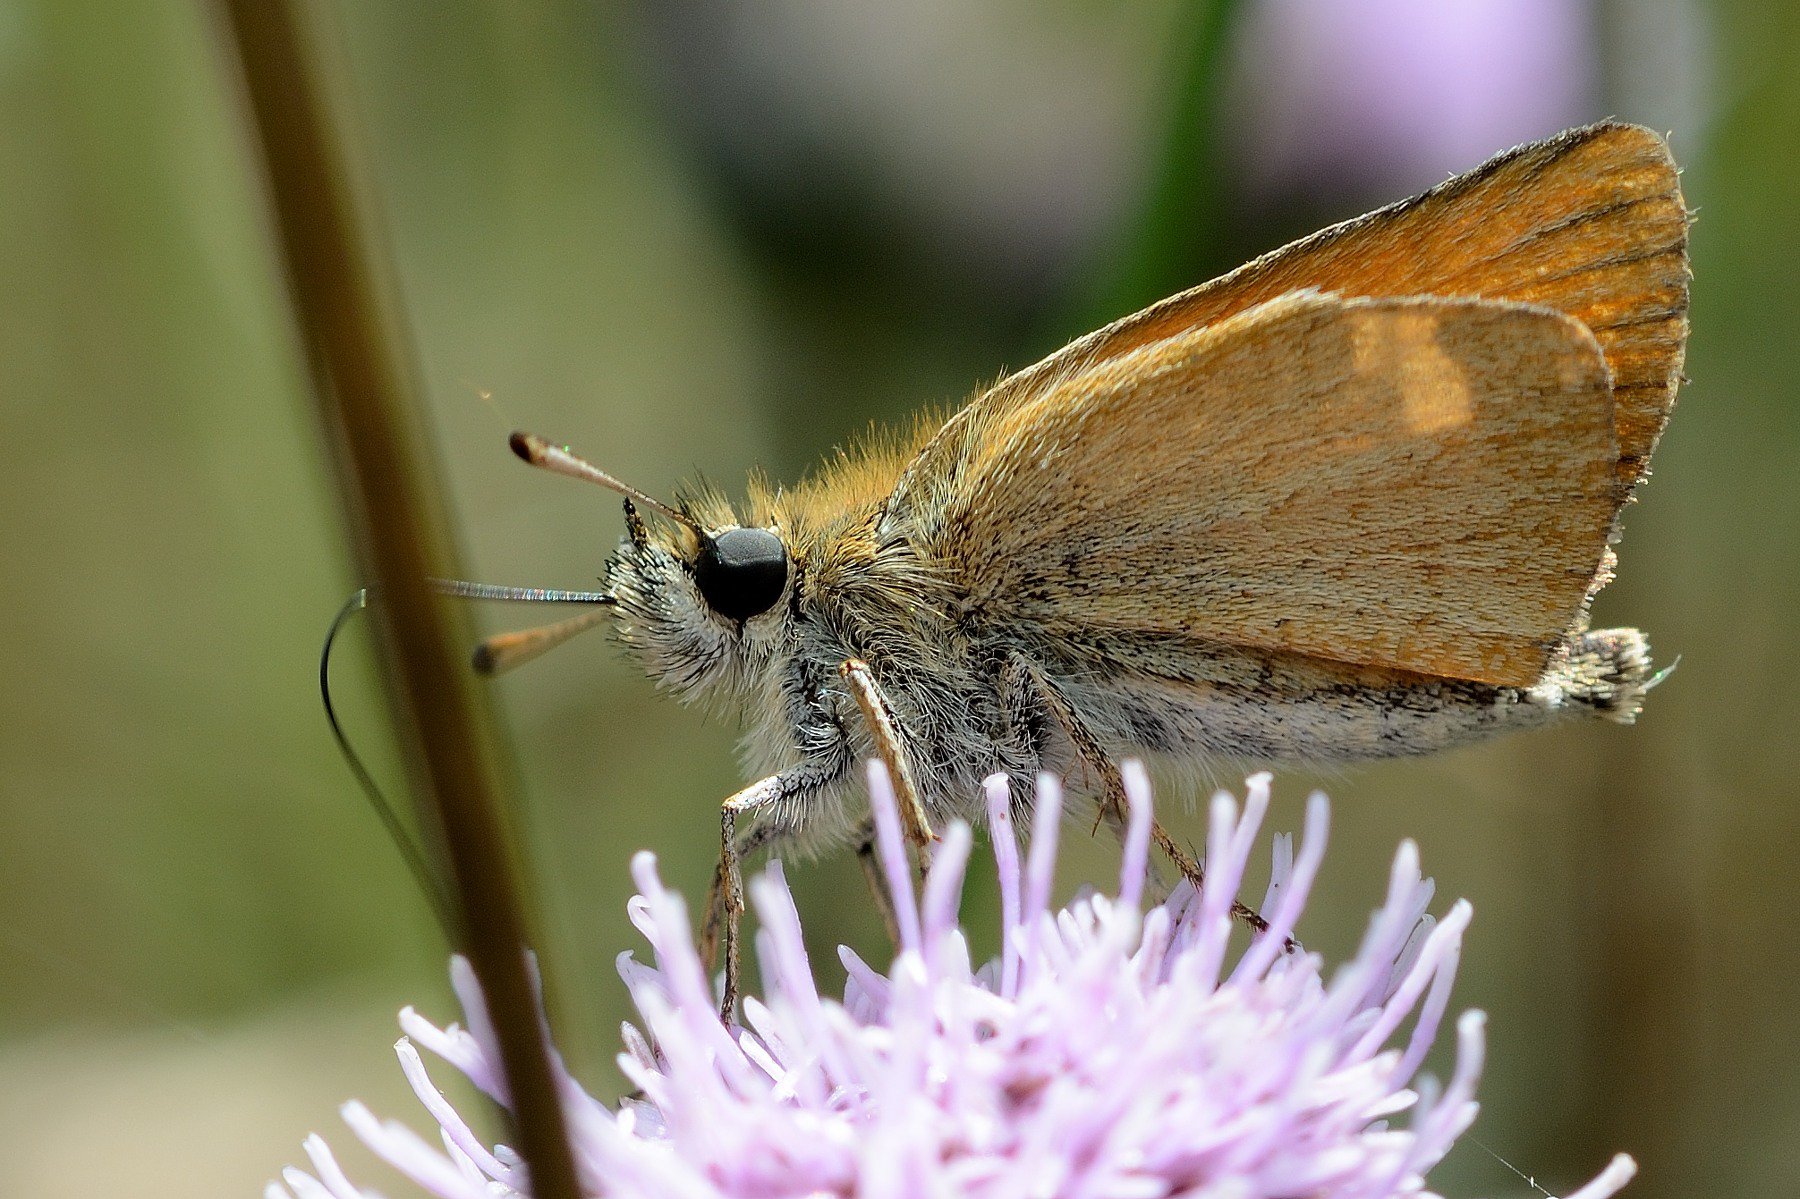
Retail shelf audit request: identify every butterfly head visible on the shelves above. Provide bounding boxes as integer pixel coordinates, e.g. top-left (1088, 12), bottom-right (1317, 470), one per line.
top-left (604, 499), bottom-right (794, 701)
top-left (485, 434), bottom-right (797, 698)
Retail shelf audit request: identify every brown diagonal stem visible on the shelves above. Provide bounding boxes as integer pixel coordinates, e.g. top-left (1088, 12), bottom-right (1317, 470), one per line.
top-left (214, 5), bottom-right (582, 1197)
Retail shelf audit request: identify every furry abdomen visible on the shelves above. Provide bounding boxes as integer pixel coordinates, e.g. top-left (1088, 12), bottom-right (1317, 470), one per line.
top-left (1046, 625), bottom-right (1653, 769)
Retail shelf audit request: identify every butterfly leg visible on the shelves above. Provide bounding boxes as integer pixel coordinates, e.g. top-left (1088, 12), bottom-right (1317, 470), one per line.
top-left (701, 778), bottom-right (781, 1021)
top-left (853, 820), bottom-right (903, 946)
top-left (698, 766), bottom-right (840, 1021)
top-left (1006, 657), bottom-right (1133, 833)
top-left (1011, 655), bottom-right (1279, 942)
top-left (839, 658), bottom-right (937, 868)
top-left (698, 817), bottom-right (900, 1016)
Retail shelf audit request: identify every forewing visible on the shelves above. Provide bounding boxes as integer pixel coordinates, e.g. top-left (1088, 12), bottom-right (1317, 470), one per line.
top-left (930, 292), bottom-right (1623, 687)
top-left (887, 121), bottom-right (1686, 526)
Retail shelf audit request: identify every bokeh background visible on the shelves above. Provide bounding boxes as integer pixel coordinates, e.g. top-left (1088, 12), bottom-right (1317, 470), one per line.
top-left (1, 0), bottom-right (1794, 1195)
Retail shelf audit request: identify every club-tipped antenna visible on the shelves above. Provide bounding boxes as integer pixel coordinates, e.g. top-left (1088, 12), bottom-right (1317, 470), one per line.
top-left (424, 576), bottom-right (619, 675)
top-left (510, 431), bottom-right (700, 533)
top-left (473, 602), bottom-right (616, 676)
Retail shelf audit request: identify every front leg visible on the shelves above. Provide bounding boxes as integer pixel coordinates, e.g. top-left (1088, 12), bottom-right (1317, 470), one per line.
top-left (700, 660), bottom-right (933, 1021)
top-left (699, 763), bottom-right (844, 1020)
top-left (839, 658), bottom-right (936, 865)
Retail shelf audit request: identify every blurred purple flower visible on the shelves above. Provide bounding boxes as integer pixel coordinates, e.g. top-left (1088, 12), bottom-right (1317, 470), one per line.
top-left (1231, 0), bottom-right (1599, 199)
top-left (269, 764), bottom-right (1637, 1199)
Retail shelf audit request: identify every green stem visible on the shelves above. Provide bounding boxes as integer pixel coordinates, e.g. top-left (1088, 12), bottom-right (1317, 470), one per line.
top-left (1077, 0), bottom-right (1248, 327)
top-left (215, 5), bottom-right (583, 1197)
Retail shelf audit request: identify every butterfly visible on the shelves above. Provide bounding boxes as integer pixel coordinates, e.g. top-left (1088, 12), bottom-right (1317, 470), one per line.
top-left (478, 121), bottom-right (1688, 1009)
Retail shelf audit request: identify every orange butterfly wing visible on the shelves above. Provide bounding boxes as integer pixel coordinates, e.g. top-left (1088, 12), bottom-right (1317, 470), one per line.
top-left (879, 122), bottom-right (1688, 687)
top-left (926, 291), bottom-right (1623, 687)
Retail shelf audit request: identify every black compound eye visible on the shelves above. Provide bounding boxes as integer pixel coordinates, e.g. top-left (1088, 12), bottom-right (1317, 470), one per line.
top-left (694, 527), bottom-right (788, 621)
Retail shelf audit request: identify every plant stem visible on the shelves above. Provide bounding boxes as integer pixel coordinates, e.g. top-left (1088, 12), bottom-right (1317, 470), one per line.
top-left (215, 5), bottom-right (583, 1197)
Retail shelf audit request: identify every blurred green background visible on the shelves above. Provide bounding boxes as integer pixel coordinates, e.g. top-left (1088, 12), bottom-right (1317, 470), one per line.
top-left (1, 0), bottom-right (1794, 1195)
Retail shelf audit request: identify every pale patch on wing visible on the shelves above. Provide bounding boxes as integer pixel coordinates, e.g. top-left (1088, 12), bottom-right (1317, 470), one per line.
top-left (1353, 308), bottom-right (1475, 436)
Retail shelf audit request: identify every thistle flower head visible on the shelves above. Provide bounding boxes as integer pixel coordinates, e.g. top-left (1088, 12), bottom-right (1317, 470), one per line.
top-left (270, 765), bottom-right (1636, 1199)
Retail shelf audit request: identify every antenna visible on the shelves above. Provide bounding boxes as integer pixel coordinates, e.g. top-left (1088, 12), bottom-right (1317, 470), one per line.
top-left (426, 576), bottom-right (619, 675)
top-left (430, 579), bottom-right (614, 605)
top-left (509, 431), bottom-right (700, 533)
top-left (471, 601), bottom-right (616, 675)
